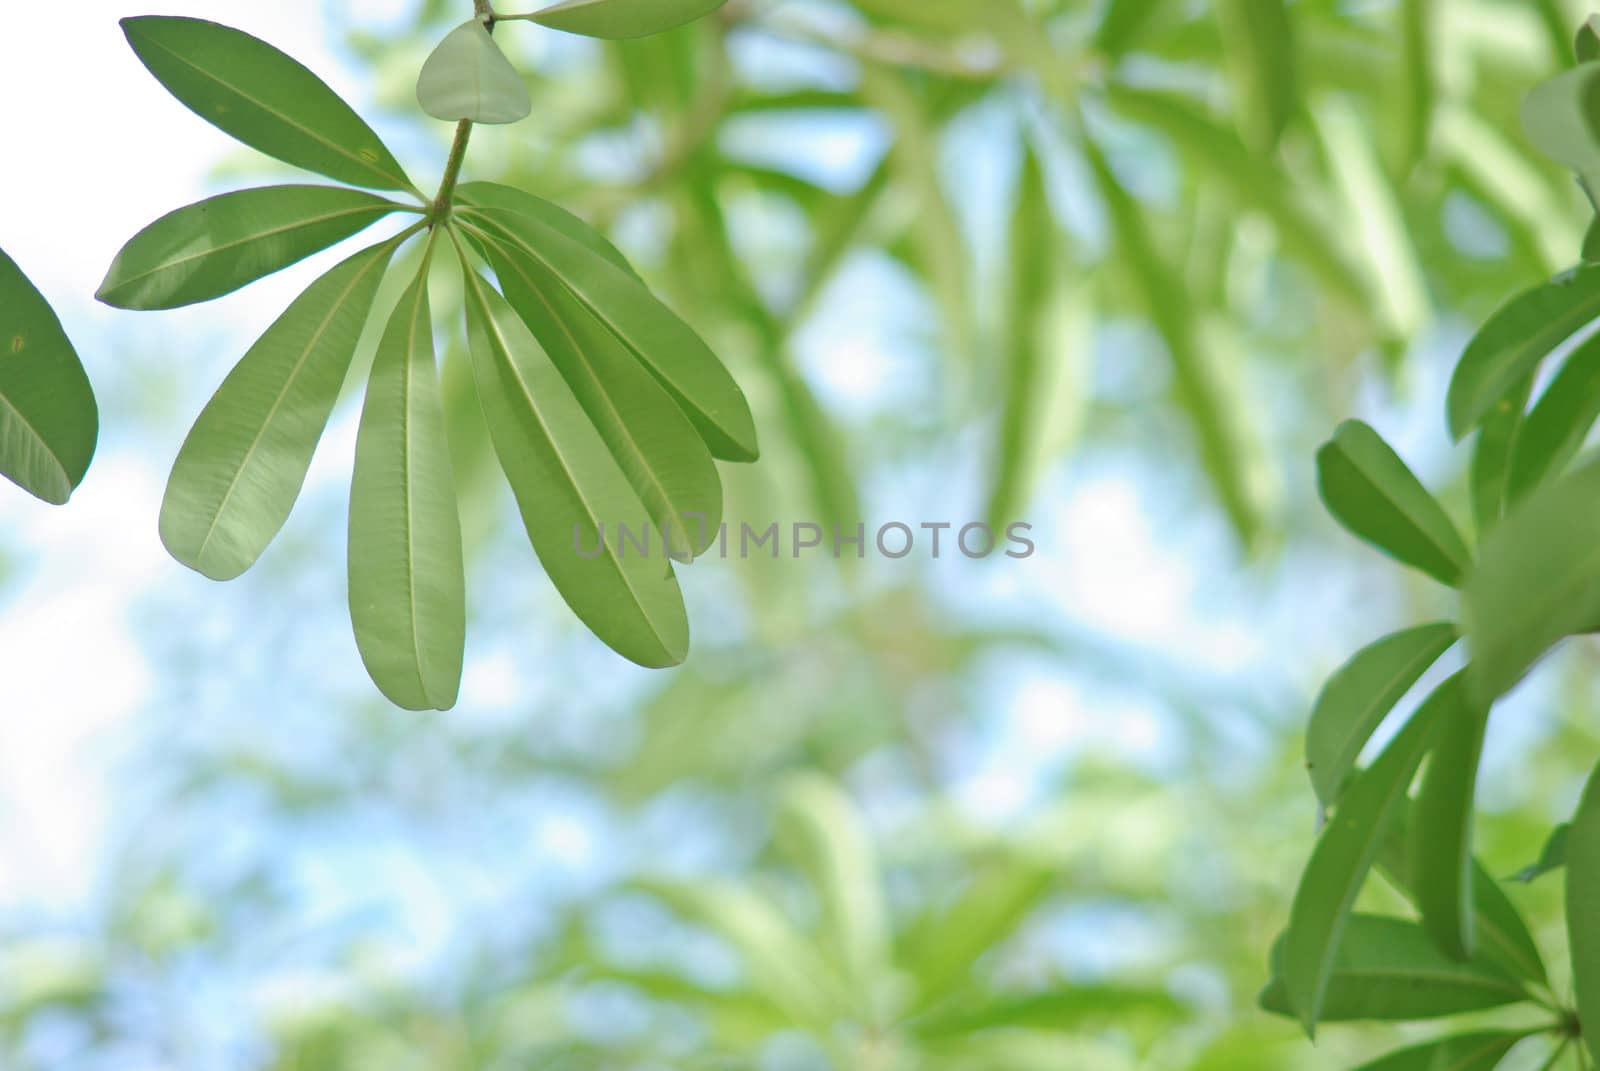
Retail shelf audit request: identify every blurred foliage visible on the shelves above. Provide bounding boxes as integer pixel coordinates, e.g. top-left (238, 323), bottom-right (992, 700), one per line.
top-left (6, 0), bottom-right (1600, 1067)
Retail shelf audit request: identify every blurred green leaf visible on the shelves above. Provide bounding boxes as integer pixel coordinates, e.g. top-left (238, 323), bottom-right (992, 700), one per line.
top-left (1513, 823), bottom-right (1568, 883)
top-left (348, 255), bottom-right (466, 710)
top-left (1316, 420), bottom-right (1470, 586)
top-left (1096, 0), bottom-right (1172, 57)
top-left (1408, 692), bottom-right (1492, 960)
top-left (1351, 1030), bottom-right (1534, 1071)
top-left (161, 239), bottom-right (398, 580)
top-left (1217, 0), bottom-right (1297, 148)
top-left (1568, 761), bottom-right (1600, 1067)
top-left (97, 185), bottom-right (403, 310)
top-left (529, 0), bottom-right (727, 40)
top-left (0, 247), bottom-right (97, 504)
top-left (1305, 621), bottom-right (1458, 808)
top-left (121, 16), bottom-right (414, 192)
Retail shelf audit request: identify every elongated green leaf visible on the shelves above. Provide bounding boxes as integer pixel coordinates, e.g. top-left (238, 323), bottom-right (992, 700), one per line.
top-left (160, 239), bottom-right (399, 580)
top-left (456, 181), bottom-right (639, 279)
top-left (0, 249), bottom-right (97, 504)
top-left (121, 16), bottom-right (413, 193)
top-left (1464, 455), bottom-right (1600, 704)
top-left (1581, 15), bottom-right (1600, 63)
top-left (464, 220), bottom-right (721, 559)
top-left (416, 19), bottom-right (530, 125)
top-left (1470, 378), bottom-right (1531, 536)
top-left (1263, 913), bottom-right (1528, 1023)
top-left (1568, 762), bottom-right (1600, 1068)
top-left (986, 146), bottom-right (1085, 531)
top-left (457, 253), bottom-right (690, 667)
top-left (1217, 0), bottom-right (1297, 148)
top-left (454, 204), bottom-right (756, 462)
top-left (348, 261), bottom-right (465, 711)
top-left (1507, 332), bottom-right (1600, 501)
top-left (1352, 1031), bottom-right (1533, 1071)
top-left (1447, 266), bottom-right (1600, 440)
top-left (913, 985), bottom-right (1181, 1040)
top-left (1409, 694), bottom-right (1492, 960)
top-left (529, 0), bottom-right (728, 39)
top-left (1105, 86), bottom-right (1368, 306)
top-left (776, 775), bottom-right (888, 991)
top-left (1306, 621), bottom-right (1457, 807)
top-left (902, 855), bottom-right (1054, 1009)
top-left (1280, 673), bottom-right (1460, 1036)
top-left (1378, 812), bottom-right (1548, 985)
top-left (1085, 136), bottom-right (1267, 546)
top-left (1521, 62), bottom-right (1600, 177)
top-left (1316, 420), bottom-right (1470, 585)
top-left (98, 186), bottom-right (401, 311)
top-left (1514, 824), bottom-right (1568, 883)
top-left (1395, 0), bottom-right (1437, 174)
top-left (1095, 0), bottom-right (1172, 56)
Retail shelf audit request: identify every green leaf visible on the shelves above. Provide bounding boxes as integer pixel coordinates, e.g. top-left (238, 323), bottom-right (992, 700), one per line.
top-left (1567, 761), bottom-right (1600, 1068)
top-left (1409, 693), bottom-right (1492, 960)
top-left (1521, 62), bottom-right (1600, 176)
top-left (456, 181), bottom-right (639, 279)
top-left (528, 0), bottom-right (729, 40)
top-left (1463, 454), bottom-right (1600, 704)
top-left (912, 985), bottom-right (1181, 1040)
top-left (1351, 1031), bottom-right (1533, 1071)
top-left (1470, 378), bottom-right (1531, 536)
top-left (1095, 0), bottom-right (1172, 56)
top-left (1580, 15), bottom-right (1600, 64)
top-left (1446, 266), bottom-right (1600, 440)
top-left (457, 249), bottom-right (690, 668)
top-left (1507, 332), bottom-right (1600, 501)
top-left (160, 239), bottom-right (399, 581)
top-left (1263, 913), bottom-right (1529, 1023)
top-left (347, 257), bottom-right (465, 711)
top-left (1378, 811), bottom-right (1548, 984)
top-left (986, 145), bottom-right (1086, 531)
top-left (1316, 420), bottom-right (1471, 585)
top-left (1305, 621), bottom-right (1458, 807)
top-left (776, 775), bottom-right (889, 992)
top-left (1395, 0), bottom-right (1438, 174)
top-left (1513, 823), bottom-right (1568, 883)
top-left (1280, 673), bottom-right (1460, 1036)
top-left (0, 247), bottom-right (97, 504)
top-left (416, 19), bottom-right (530, 125)
top-left (452, 202), bottom-right (757, 462)
top-left (1084, 136), bottom-right (1268, 546)
top-left (463, 219), bottom-right (722, 559)
top-left (1217, 0), bottom-right (1298, 148)
top-left (97, 185), bottom-right (402, 311)
top-left (120, 16), bottom-right (413, 193)
top-left (1585, 215), bottom-right (1600, 263)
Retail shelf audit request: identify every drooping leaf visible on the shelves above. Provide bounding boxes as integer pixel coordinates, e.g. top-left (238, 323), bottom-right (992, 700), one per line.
top-left (453, 203), bottom-right (757, 462)
top-left (457, 251), bottom-right (691, 668)
top-left (986, 145), bottom-right (1086, 531)
top-left (1217, 0), bottom-right (1298, 148)
top-left (348, 258), bottom-right (465, 711)
top-left (1279, 673), bottom-right (1460, 1036)
top-left (1262, 913), bottom-right (1529, 1023)
top-left (776, 775), bottom-right (889, 992)
top-left (1447, 266), bottom-right (1600, 440)
top-left (416, 19), bottom-right (531, 125)
top-left (463, 219), bottom-right (721, 558)
top-left (1513, 824), bottom-right (1569, 883)
top-left (1567, 762), bottom-right (1600, 1068)
top-left (1305, 621), bottom-right (1457, 807)
top-left (1409, 693), bottom-right (1492, 959)
top-left (1463, 454), bottom-right (1600, 704)
top-left (0, 247), bottom-right (97, 504)
top-left (1469, 377), bottom-right (1531, 536)
top-left (1316, 420), bottom-right (1470, 586)
top-left (97, 186), bottom-right (403, 310)
top-left (528, 0), bottom-right (729, 40)
top-left (1085, 136), bottom-right (1268, 546)
top-left (160, 239), bottom-right (399, 580)
top-left (1506, 331), bottom-right (1600, 501)
top-left (1350, 1030), bottom-right (1533, 1071)
top-left (120, 16), bottom-right (414, 193)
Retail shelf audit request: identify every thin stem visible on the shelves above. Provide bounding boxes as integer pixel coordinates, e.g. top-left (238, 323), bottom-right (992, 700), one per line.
top-left (431, 119), bottom-right (475, 225)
